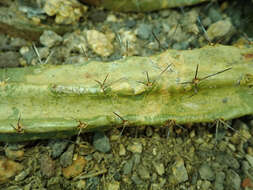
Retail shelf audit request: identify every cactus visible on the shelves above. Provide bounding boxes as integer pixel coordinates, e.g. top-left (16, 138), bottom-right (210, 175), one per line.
top-left (0, 45), bottom-right (253, 142)
top-left (81, 0), bottom-right (210, 12)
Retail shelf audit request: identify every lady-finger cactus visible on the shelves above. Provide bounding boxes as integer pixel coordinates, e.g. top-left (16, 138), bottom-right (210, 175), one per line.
top-left (0, 45), bottom-right (253, 142)
top-left (81, 0), bottom-right (210, 12)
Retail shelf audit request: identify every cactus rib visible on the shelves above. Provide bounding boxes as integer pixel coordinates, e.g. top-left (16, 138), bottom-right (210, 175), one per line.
top-left (0, 45), bottom-right (253, 142)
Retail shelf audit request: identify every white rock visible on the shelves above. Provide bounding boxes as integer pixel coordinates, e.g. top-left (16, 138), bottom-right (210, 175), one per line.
top-left (207, 19), bottom-right (233, 41)
top-left (86, 30), bottom-right (114, 57)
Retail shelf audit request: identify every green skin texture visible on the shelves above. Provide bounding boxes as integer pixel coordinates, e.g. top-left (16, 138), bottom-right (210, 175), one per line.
top-left (99, 0), bottom-right (210, 12)
top-left (0, 45), bottom-right (253, 142)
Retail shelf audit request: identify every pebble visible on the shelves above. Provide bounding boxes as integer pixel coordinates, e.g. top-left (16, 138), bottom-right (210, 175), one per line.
top-left (137, 165), bottom-right (150, 180)
top-left (106, 14), bottom-right (118, 22)
top-left (206, 19), bottom-right (233, 41)
top-left (118, 29), bottom-right (138, 56)
top-left (86, 30), bottom-right (114, 57)
top-left (5, 148), bottom-right (24, 160)
top-left (131, 172), bottom-right (144, 185)
top-left (199, 163), bottom-right (215, 181)
top-left (15, 168), bottom-right (30, 181)
top-left (171, 157), bottom-right (188, 184)
top-left (216, 153), bottom-right (239, 170)
top-left (133, 153), bottom-right (141, 166)
top-left (40, 154), bottom-right (55, 178)
top-left (76, 180), bottom-right (86, 190)
top-left (93, 132), bottom-right (111, 153)
top-left (0, 157), bottom-right (23, 183)
top-left (242, 161), bottom-right (251, 176)
top-left (40, 30), bottom-right (62, 48)
top-left (123, 158), bottom-right (134, 175)
top-left (106, 181), bottom-right (120, 190)
top-left (63, 31), bottom-right (88, 54)
top-left (208, 7), bottom-right (222, 22)
top-left (19, 46), bottom-right (35, 65)
top-left (119, 144), bottom-right (126, 156)
top-left (60, 144), bottom-right (75, 167)
top-left (43, 0), bottom-right (87, 24)
top-left (127, 142), bottom-right (142, 154)
top-left (62, 156), bottom-right (86, 179)
top-left (49, 139), bottom-right (69, 158)
top-left (86, 177), bottom-right (100, 189)
top-left (245, 154), bottom-right (253, 167)
top-left (0, 52), bottom-right (20, 68)
top-left (214, 171), bottom-right (225, 190)
top-left (226, 169), bottom-right (241, 190)
top-left (136, 23), bottom-right (152, 40)
top-left (145, 126), bottom-right (153, 137)
top-left (153, 162), bottom-right (165, 176)
top-left (201, 180), bottom-right (212, 190)
top-left (125, 19), bottom-right (136, 28)
top-left (159, 9), bottom-right (172, 18)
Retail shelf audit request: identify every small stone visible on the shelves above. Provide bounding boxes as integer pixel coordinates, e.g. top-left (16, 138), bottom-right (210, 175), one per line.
top-left (47, 177), bottom-right (61, 188)
top-left (171, 157), bottom-right (188, 184)
top-left (60, 144), bottom-right (75, 168)
top-left (5, 148), bottom-right (24, 160)
top-left (245, 154), bottom-right (253, 167)
top-left (226, 169), bottom-right (241, 190)
top-left (159, 9), bottom-right (172, 18)
top-left (40, 30), bottom-right (62, 48)
top-left (123, 158), bottom-right (134, 175)
top-left (216, 153), bottom-right (239, 170)
top-left (19, 46), bottom-right (30, 55)
top-left (242, 161), bottom-right (251, 175)
top-left (227, 143), bottom-right (236, 152)
top-left (62, 156), bottom-right (86, 179)
top-left (0, 157), bottom-right (23, 183)
top-left (118, 29), bottom-right (138, 56)
top-left (76, 180), bottom-right (86, 190)
top-left (40, 154), bottom-right (55, 178)
top-left (63, 31), bottom-right (88, 54)
top-left (136, 23), bottom-right (152, 40)
top-left (201, 180), bottom-right (212, 190)
top-left (153, 162), bottom-right (165, 176)
top-left (0, 52), bottom-right (20, 68)
top-left (15, 168), bottom-right (30, 181)
top-left (208, 7), bottom-right (222, 22)
top-left (106, 14), bottom-right (117, 22)
top-left (106, 181), bottom-right (120, 190)
top-left (137, 165), bottom-right (150, 180)
top-left (133, 154), bottom-right (141, 166)
top-left (119, 144), bottom-right (126, 156)
top-left (150, 183), bottom-right (160, 190)
top-left (86, 30), bottom-right (114, 57)
top-left (125, 19), bottom-right (136, 28)
top-left (49, 139), bottom-right (69, 158)
top-left (127, 142), bottom-right (142, 154)
top-left (207, 19), bottom-right (234, 41)
top-left (131, 172), bottom-right (144, 185)
top-left (110, 134), bottom-right (120, 141)
top-left (145, 126), bottom-right (153, 137)
top-left (93, 132), bottom-right (111, 153)
top-left (199, 164), bottom-right (215, 181)
top-left (214, 171), bottom-right (225, 190)
top-left (44, 0), bottom-right (87, 24)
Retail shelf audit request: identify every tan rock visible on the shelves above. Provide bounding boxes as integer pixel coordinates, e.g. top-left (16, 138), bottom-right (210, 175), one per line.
top-left (62, 156), bottom-right (86, 179)
top-left (5, 149), bottom-right (24, 160)
top-left (0, 157), bottom-right (23, 183)
top-left (86, 30), bottom-right (114, 57)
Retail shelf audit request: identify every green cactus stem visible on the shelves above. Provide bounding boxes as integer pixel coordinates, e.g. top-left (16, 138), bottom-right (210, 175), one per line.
top-left (81, 0), bottom-right (210, 12)
top-left (0, 45), bottom-right (253, 142)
